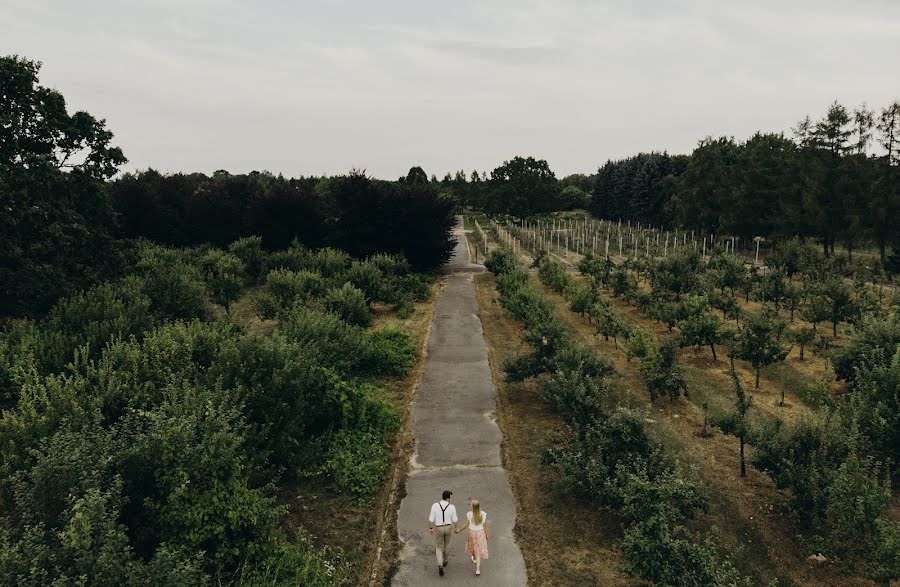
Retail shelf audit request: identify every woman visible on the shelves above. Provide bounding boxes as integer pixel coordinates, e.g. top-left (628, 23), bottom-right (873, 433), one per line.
top-left (455, 499), bottom-right (489, 576)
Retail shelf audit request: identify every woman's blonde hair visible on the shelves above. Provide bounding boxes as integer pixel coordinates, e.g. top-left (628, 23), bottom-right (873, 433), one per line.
top-left (471, 500), bottom-right (483, 526)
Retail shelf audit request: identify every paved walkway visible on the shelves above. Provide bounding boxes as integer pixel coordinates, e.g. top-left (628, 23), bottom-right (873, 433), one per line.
top-left (392, 220), bottom-right (527, 586)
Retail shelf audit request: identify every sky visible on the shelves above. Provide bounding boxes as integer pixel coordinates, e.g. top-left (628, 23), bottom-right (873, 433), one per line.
top-left (2, 0), bottom-right (899, 179)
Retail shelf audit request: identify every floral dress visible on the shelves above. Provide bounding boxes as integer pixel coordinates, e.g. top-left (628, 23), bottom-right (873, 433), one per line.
top-left (464, 510), bottom-right (489, 560)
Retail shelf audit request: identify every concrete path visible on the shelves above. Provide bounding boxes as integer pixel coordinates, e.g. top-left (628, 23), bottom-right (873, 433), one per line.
top-left (392, 220), bottom-right (527, 586)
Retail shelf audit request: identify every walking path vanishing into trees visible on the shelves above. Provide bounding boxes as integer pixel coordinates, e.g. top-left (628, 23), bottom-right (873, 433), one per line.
top-left (393, 219), bottom-right (527, 586)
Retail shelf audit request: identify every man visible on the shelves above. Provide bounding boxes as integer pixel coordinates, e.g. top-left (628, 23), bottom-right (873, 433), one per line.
top-left (427, 489), bottom-right (459, 577)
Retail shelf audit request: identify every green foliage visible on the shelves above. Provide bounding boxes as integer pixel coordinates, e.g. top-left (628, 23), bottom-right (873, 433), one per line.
top-left (228, 236), bottom-right (266, 284)
top-left (824, 454), bottom-right (890, 556)
top-left (1, 56), bottom-right (127, 316)
top-left (640, 339), bottom-right (687, 402)
top-left (591, 299), bottom-right (625, 345)
top-left (266, 269), bottom-right (326, 309)
top-left (651, 248), bottom-right (701, 301)
top-left (567, 280), bottom-right (597, 317)
top-left (731, 310), bottom-right (789, 387)
top-left (820, 276), bottom-right (857, 336)
top-left (713, 365), bottom-right (754, 476)
top-left (622, 515), bottom-right (748, 587)
top-left (832, 310), bottom-right (900, 381)
top-left (34, 278), bottom-right (153, 373)
top-left (751, 412), bottom-right (854, 524)
top-left (537, 257), bottom-right (570, 293)
top-left (198, 250), bottom-right (244, 311)
top-left (485, 156), bottom-right (560, 217)
top-left (870, 519), bottom-right (900, 582)
top-left (676, 295), bottom-right (723, 360)
top-left (484, 249), bottom-right (519, 276)
top-left (847, 345), bottom-right (900, 469)
top-left (364, 327), bottom-right (416, 378)
top-left (278, 305), bottom-right (369, 376)
top-left (134, 246), bottom-right (208, 321)
top-left (325, 282), bottom-right (373, 327)
top-left (326, 429), bottom-right (390, 504)
top-left (344, 260), bottom-right (384, 302)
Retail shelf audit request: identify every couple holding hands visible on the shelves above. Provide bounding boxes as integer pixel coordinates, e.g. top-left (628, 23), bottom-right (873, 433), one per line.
top-left (427, 490), bottom-right (489, 578)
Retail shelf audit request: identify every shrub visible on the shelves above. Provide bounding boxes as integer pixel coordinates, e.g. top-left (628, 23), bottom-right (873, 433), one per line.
top-left (35, 278), bottom-right (153, 373)
top-left (364, 327), bottom-right (415, 378)
top-left (197, 250), bottom-right (244, 311)
top-left (278, 305), bottom-right (368, 376)
top-left (751, 412), bottom-right (854, 524)
top-left (265, 269), bottom-right (326, 309)
top-left (484, 250), bottom-right (518, 275)
top-left (326, 429), bottom-right (389, 503)
top-left (134, 247), bottom-right (208, 321)
top-left (228, 236), bottom-right (266, 284)
top-left (622, 515), bottom-right (748, 587)
top-left (833, 310), bottom-right (900, 381)
top-left (870, 519), bottom-right (900, 582)
top-left (825, 454), bottom-right (890, 556)
top-left (538, 257), bottom-right (570, 293)
top-left (325, 283), bottom-right (372, 327)
top-left (343, 260), bottom-right (384, 302)
top-left (848, 346), bottom-right (900, 468)
top-left (310, 248), bottom-right (352, 278)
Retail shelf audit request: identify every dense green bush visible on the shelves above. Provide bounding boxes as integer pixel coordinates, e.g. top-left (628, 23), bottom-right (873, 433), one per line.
top-left (134, 246), bottom-right (208, 321)
top-left (824, 454), bottom-right (890, 556)
top-left (484, 249), bottom-right (519, 275)
top-left (364, 327), bottom-right (415, 378)
top-left (325, 282), bottom-right (373, 327)
top-left (278, 305), bottom-right (369, 376)
top-left (847, 346), bottom-right (900, 468)
top-left (34, 278), bottom-right (153, 373)
top-left (266, 269), bottom-right (326, 309)
top-left (832, 310), bottom-right (900, 381)
top-left (538, 257), bottom-right (570, 292)
top-left (228, 236), bottom-right (266, 284)
top-left (751, 412), bottom-right (854, 525)
top-left (622, 515), bottom-right (748, 587)
top-left (326, 429), bottom-right (390, 504)
top-left (197, 250), bottom-right (244, 311)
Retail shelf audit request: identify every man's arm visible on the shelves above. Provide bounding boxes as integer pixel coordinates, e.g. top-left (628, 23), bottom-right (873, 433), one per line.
top-left (427, 506), bottom-right (435, 533)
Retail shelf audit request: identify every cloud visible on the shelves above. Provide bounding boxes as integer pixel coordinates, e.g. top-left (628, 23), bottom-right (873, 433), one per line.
top-left (1, 0), bottom-right (898, 178)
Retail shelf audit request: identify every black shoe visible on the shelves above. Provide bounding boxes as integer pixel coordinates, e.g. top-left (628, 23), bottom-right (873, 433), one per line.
top-left (443, 561), bottom-right (448, 567)
top-left (438, 567), bottom-right (444, 577)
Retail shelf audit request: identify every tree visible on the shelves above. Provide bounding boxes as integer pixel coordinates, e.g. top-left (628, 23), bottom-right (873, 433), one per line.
top-left (731, 310), bottom-right (789, 388)
top-left (676, 295), bottom-right (724, 361)
top-left (404, 166), bottom-right (428, 184)
top-left (591, 300), bottom-right (624, 347)
top-left (0, 56), bottom-right (125, 179)
top-left (1, 55), bottom-right (127, 316)
top-left (715, 362), bottom-right (754, 476)
top-left (790, 326), bottom-right (815, 361)
top-left (821, 276), bottom-right (856, 337)
top-left (639, 340), bottom-right (687, 402)
top-left (487, 156), bottom-right (559, 217)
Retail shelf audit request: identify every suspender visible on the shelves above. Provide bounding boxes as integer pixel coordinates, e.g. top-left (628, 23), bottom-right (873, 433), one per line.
top-left (439, 502), bottom-right (450, 524)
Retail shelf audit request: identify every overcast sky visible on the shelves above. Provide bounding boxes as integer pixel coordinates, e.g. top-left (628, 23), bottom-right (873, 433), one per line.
top-left (3, 0), bottom-right (899, 178)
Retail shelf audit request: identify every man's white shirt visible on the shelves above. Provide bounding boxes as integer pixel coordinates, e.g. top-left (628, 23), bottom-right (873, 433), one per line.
top-left (429, 500), bottom-right (458, 527)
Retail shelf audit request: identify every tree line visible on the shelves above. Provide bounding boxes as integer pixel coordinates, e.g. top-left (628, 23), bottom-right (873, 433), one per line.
top-left (589, 101), bottom-right (900, 266)
top-left (1, 54), bottom-right (456, 318)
